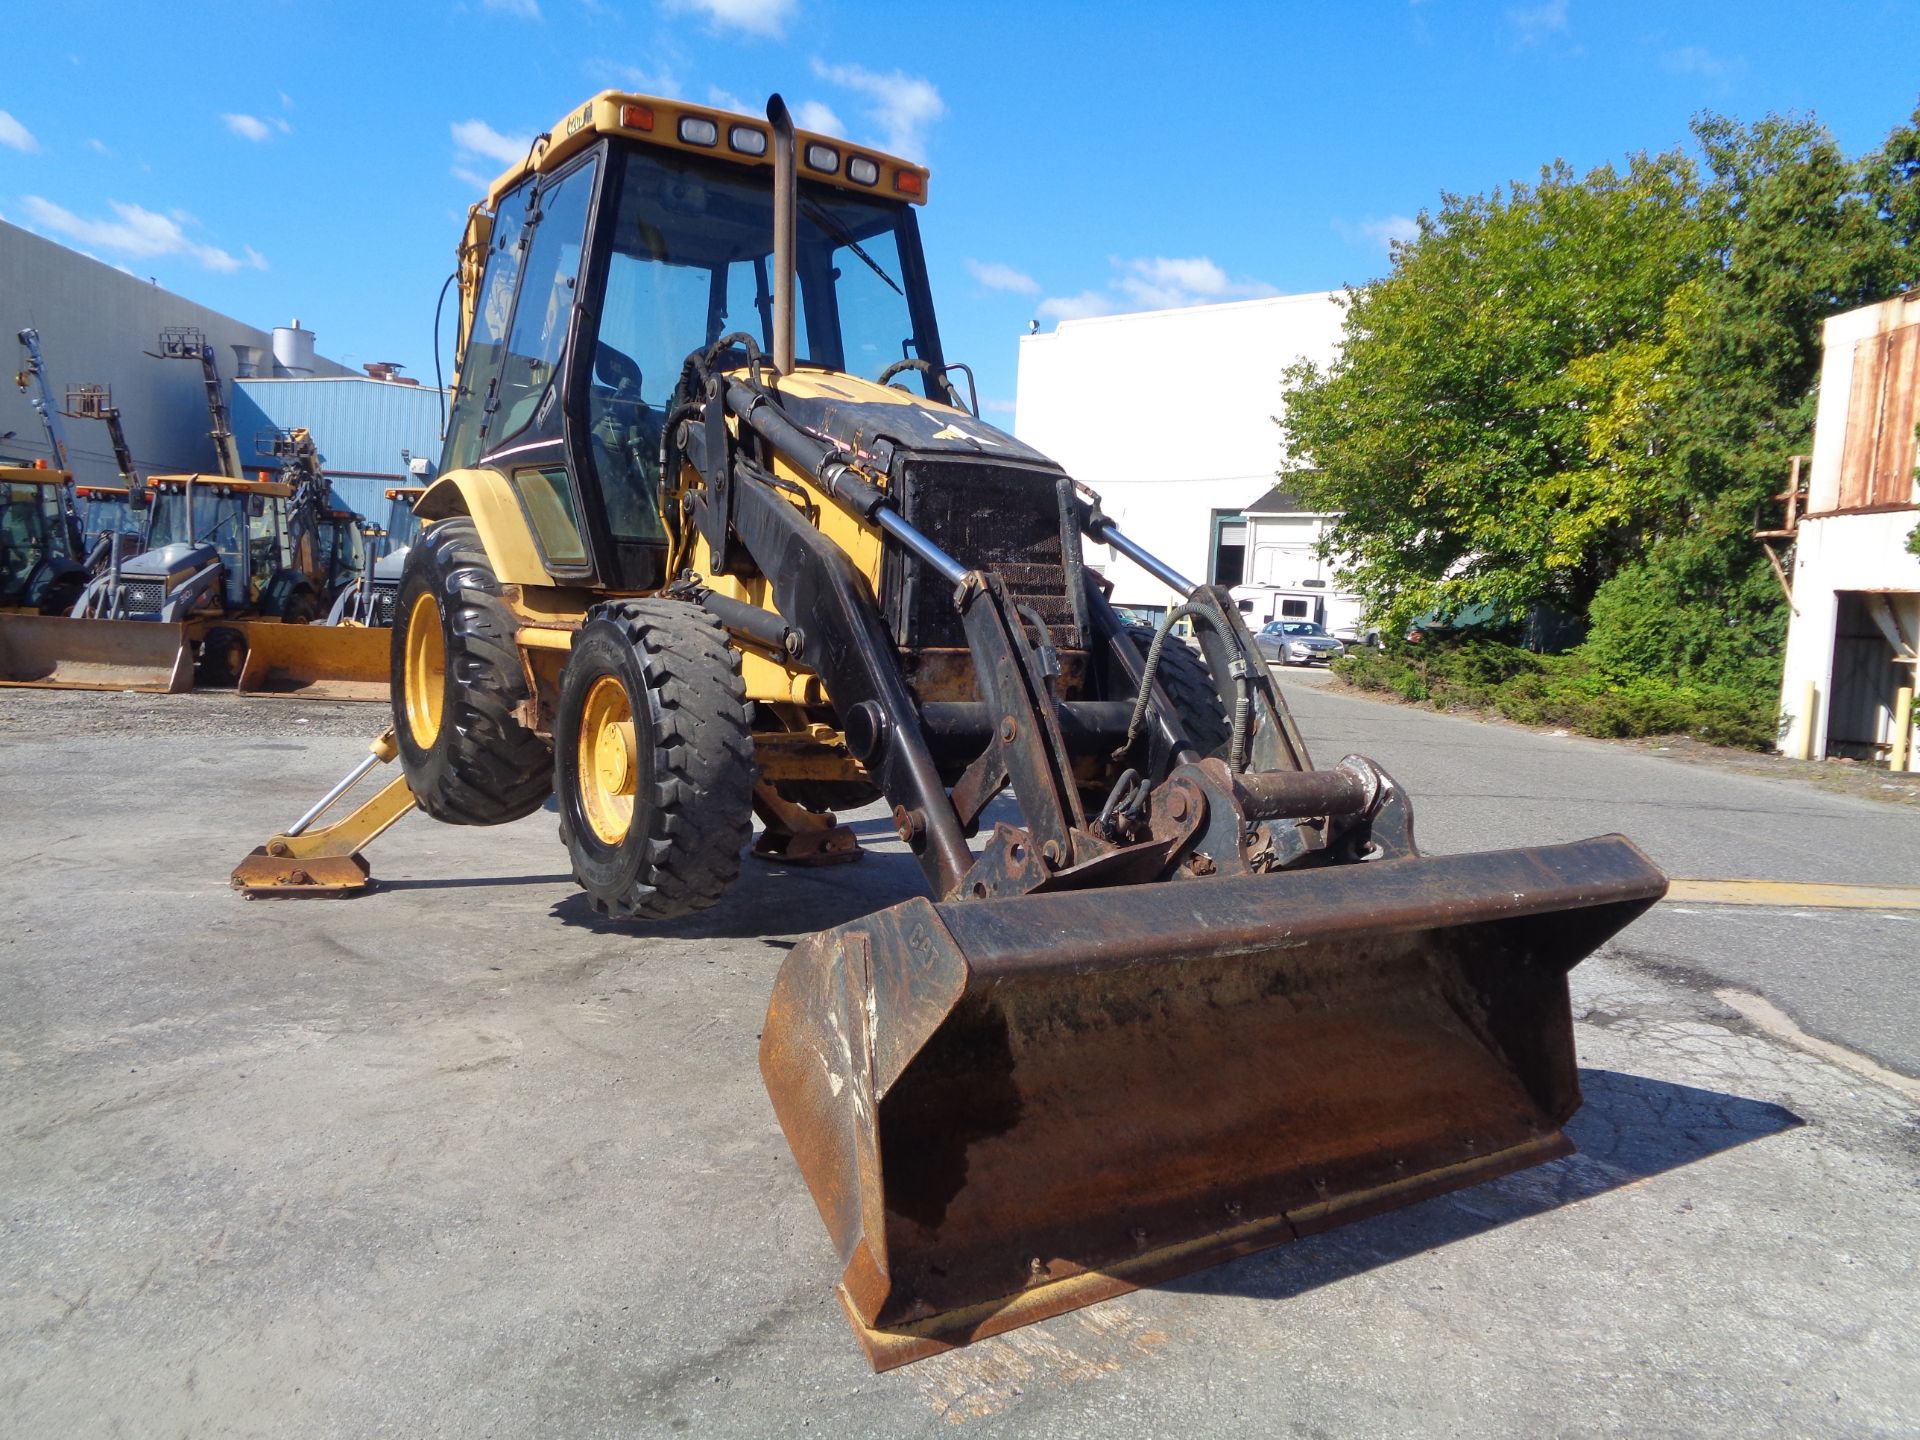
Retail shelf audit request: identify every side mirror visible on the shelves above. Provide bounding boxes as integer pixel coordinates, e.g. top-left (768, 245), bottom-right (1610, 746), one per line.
top-left (248, 495), bottom-right (267, 518)
top-left (130, 489), bottom-right (151, 511)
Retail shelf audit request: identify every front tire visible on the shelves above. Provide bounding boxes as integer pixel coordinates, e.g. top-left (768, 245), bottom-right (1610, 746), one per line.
top-left (556, 601), bottom-right (753, 920)
top-left (391, 517), bottom-right (551, 825)
top-left (1124, 623), bottom-right (1233, 759)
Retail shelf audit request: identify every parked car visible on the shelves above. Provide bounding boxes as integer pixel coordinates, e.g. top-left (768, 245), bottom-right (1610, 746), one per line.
top-left (1332, 620), bottom-right (1383, 649)
top-left (1254, 619), bottom-right (1347, 666)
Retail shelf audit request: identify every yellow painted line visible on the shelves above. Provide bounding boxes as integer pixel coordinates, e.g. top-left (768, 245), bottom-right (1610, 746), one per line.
top-left (1667, 879), bottom-right (1920, 910)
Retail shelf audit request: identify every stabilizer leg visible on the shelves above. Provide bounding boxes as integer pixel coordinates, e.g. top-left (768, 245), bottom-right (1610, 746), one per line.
top-left (231, 729), bottom-right (416, 896)
top-left (751, 780), bottom-right (863, 866)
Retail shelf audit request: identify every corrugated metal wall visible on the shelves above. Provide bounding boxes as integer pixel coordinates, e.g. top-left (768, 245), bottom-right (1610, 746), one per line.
top-left (233, 377), bottom-right (446, 519)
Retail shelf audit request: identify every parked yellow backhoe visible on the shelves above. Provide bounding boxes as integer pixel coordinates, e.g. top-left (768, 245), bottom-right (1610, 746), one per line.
top-left (234, 91), bottom-right (1666, 1369)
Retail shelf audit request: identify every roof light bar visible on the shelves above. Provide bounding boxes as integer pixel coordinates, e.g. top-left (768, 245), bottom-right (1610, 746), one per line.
top-left (894, 168), bottom-right (924, 198)
top-left (804, 142), bottom-right (840, 174)
top-left (620, 102), bottom-right (654, 131)
top-left (847, 155), bottom-right (879, 186)
top-left (729, 125), bottom-right (767, 156)
top-left (679, 115), bottom-right (719, 147)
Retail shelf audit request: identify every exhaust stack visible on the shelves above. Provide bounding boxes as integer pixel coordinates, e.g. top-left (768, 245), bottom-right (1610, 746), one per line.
top-left (767, 94), bottom-right (797, 377)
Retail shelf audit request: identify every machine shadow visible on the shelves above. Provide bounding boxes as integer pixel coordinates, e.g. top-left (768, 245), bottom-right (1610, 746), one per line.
top-left (375, 873), bottom-right (573, 892)
top-left (1156, 1068), bottom-right (1802, 1304)
top-left (548, 837), bottom-right (932, 940)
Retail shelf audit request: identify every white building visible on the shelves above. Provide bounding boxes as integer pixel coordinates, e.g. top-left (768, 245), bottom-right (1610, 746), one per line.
top-left (1014, 293), bottom-right (1349, 622)
top-left (1776, 293), bottom-right (1920, 768)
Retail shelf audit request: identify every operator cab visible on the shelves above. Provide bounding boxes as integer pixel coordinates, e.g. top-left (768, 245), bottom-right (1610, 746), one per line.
top-left (142, 477), bottom-right (294, 611)
top-left (0, 465), bottom-right (77, 607)
top-left (440, 97), bottom-right (946, 593)
top-left (77, 485), bottom-right (143, 552)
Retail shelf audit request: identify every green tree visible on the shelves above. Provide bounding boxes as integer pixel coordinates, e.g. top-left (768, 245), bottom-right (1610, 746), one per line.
top-left (1284, 102), bottom-right (1920, 700)
top-left (1280, 151), bottom-right (1707, 633)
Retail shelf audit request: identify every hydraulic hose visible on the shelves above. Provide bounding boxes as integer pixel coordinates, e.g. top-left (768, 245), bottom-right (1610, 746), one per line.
top-left (1117, 598), bottom-right (1257, 771)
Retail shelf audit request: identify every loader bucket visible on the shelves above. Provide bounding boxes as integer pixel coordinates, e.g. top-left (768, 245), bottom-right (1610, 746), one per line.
top-left (762, 834), bottom-right (1666, 1370)
top-left (0, 614), bottom-right (193, 693)
top-left (236, 622), bottom-right (389, 702)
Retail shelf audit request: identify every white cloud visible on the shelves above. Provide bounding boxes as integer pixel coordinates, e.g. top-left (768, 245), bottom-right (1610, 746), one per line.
top-left (1334, 214), bottom-right (1419, 251)
top-left (965, 259), bottom-right (1040, 295)
top-left (1114, 255), bottom-right (1278, 309)
top-left (1038, 291), bottom-right (1120, 323)
top-left (451, 118), bottom-right (534, 166)
top-left (483, 0), bottom-right (542, 16)
top-left (86, 137), bottom-right (112, 156)
top-left (0, 109), bottom-right (39, 153)
top-left (706, 86), bottom-right (750, 115)
top-left (451, 165), bottom-right (494, 192)
top-left (1507, 0), bottom-right (1568, 45)
top-left (222, 113), bottom-right (273, 142)
top-left (1662, 45), bottom-right (1742, 82)
top-left (278, 90), bottom-right (295, 110)
top-left (793, 100), bottom-right (844, 136)
top-left (809, 59), bottom-right (944, 158)
top-left (19, 196), bottom-right (267, 273)
top-left (665, 0), bottom-right (794, 39)
top-left (1037, 255), bottom-right (1277, 325)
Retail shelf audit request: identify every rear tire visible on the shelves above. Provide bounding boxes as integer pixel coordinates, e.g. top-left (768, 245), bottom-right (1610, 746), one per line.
top-left (556, 601), bottom-right (754, 920)
top-left (1124, 623), bottom-right (1232, 759)
top-left (392, 517), bottom-right (551, 825)
top-left (196, 626), bottom-right (247, 688)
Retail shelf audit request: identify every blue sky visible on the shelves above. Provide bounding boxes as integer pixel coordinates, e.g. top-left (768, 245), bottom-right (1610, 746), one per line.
top-left (2, 0), bottom-right (1916, 420)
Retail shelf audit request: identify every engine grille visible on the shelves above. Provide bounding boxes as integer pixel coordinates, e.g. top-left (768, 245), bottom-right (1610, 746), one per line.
top-left (116, 580), bottom-right (166, 615)
top-left (884, 457), bottom-right (1082, 652)
top-left (370, 579), bottom-right (399, 627)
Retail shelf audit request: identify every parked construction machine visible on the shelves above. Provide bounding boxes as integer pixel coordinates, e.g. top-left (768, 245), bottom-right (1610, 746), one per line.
top-left (234, 92), bottom-right (1667, 1369)
top-left (0, 461), bottom-right (89, 614)
top-left (231, 426), bottom-right (389, 697)
top-left (324, 482), bottom-right (427, 627)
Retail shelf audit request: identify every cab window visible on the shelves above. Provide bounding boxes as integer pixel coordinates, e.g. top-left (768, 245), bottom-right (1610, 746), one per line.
top-left (492, 157), bottom-right (599, 445)
top-left (442, 185), bottom-right (532, 472)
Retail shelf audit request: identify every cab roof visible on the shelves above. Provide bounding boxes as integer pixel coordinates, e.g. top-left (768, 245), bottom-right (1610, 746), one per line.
top-left (0, 463), bottom-right (73, 486)
top-left (475, 90), bottom-right (930, 209)
top-left (144, 474), bottom-right (294, 498)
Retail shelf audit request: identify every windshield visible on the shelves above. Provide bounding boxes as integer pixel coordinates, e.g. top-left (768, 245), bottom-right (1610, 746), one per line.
top-left (145, 489), bottom-right (249, 568)
top-left (595, 145), bottom-right (940, 402)
top-left (145, 491), bottom-right (191, 549)
top-left (385, 495), bottom-right (422, 552)
top-left (84, 496), bottom-right (137, 544)
top-left (1278, 622), bottom-right (1330, 637)
top-left (0, 485), bottom-right (59, 598)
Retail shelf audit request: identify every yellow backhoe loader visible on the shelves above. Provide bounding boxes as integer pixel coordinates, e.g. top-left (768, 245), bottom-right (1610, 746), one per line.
top-left (231, 427), bottom-right (389, 699)
top-left (235, 92), bottom-right (1666, 1369)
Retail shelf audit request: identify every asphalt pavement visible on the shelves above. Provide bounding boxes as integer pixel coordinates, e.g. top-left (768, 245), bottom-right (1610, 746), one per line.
top-left (1, 680), bottom-right (1916, 1437)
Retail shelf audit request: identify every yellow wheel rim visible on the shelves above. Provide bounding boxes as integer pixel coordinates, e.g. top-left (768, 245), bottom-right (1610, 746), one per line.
top-left (404, 590), bottom-right (445, 746)
top-left (579, 673), bottom-right (639, 846)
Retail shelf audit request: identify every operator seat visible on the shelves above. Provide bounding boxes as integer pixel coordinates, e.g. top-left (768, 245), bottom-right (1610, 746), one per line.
top-left (588, 340), bottom-right (665, 544)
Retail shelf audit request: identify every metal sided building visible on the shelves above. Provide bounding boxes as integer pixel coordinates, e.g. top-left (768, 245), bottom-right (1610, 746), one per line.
top-left (1014, 293), bottom-right (1348, 615)
top-left (1775, 293), bottom-right (1920, 769)
top-left (232, 376), bottom-right (446, 520)
top-left (0, 219), bottom-right (353, 484)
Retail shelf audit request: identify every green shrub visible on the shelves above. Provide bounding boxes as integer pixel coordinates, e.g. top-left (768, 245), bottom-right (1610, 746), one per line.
top-left (1328, 640), bottom-right (1774, 749)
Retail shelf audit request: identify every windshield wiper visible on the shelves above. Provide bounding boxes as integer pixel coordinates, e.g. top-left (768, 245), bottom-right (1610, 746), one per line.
top-left (800, 198), bottom-right (903, 298)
